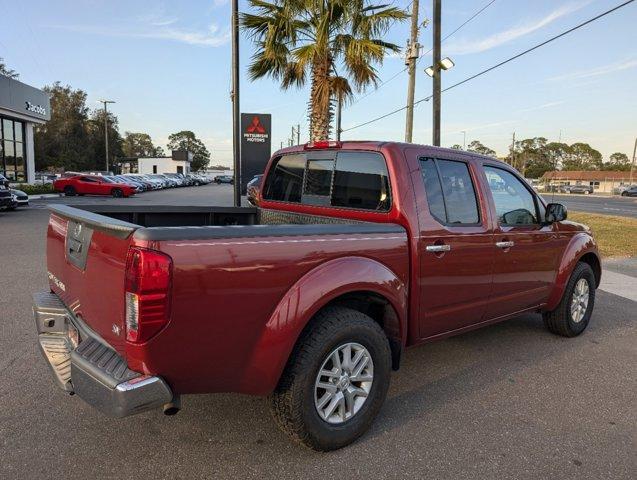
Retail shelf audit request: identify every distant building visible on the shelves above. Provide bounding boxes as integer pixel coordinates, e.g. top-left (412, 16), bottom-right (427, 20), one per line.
top-left (0, 75), bottom-right (50, 183)
top-left (119, 150), bottom-right (192, 175)
top-left (541, 170), bottom-right (634, 193)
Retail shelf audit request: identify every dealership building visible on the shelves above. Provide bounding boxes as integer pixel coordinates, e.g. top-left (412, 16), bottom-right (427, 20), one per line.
top-left (118, 150), bottom-right (193, 175)
top-left (0, 75), bottom-right (50, 183)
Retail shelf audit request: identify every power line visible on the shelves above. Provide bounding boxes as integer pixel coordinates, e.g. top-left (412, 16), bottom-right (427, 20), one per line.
top-left (347, 0), bottom-right (497, 108)
top-left (342, 0), bottom-right (635, 133)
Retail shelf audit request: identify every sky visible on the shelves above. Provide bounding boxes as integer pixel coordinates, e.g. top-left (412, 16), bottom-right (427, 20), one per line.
top-left (1, 0), bottom-right (635, 166)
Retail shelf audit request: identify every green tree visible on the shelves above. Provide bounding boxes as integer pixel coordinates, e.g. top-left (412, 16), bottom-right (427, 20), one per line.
top-left (34, 82), bottom-right (94, 171)
top-left (122, 132), bottom-right (163, 158)
top-left (543, 142), bottom-right (571, 171)
top-left (603, 152), bottom-right (631, 171)
top-left (0, 58), bottom-right (19, 79)
top-left (167, 130), bottom-right (210, 171)
top-left (241, 0), bottom-right (408, 141)
top-left (467, 140), bottom-right (495, 156)
top-left (87, 108), bottom-right (123, 171)
top-left (511, 137), bottom-right (552, 178)
top-left (562, 143), bottom-right (603, 171)
top-left (450, 144), bottom-right (463, 150)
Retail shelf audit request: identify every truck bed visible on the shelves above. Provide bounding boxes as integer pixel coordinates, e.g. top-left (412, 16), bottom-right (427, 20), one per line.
top-left (45, 204), bottom-right (409, 395)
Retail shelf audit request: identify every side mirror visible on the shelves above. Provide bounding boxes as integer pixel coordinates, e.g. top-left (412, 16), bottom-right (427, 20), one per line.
top-left (545, 203), bottom-right (567, 223)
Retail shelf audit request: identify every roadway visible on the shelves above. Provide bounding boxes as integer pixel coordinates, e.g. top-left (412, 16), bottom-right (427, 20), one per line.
top-left (541, 193), bottom-right (637, 218)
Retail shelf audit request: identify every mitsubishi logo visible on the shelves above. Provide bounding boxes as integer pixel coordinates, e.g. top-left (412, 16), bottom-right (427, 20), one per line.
top-left (246, 116), bottom-right (266, 134)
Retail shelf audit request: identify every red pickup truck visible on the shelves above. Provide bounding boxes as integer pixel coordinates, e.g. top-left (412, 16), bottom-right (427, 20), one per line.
top-left (34, 142), bottom-right (601, 451)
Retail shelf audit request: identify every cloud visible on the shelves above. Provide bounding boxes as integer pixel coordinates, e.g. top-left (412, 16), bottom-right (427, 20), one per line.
top-left (48, 21), bottom-right (230, 47)
top-left (445, 1), bottom-right (592, 55)
top-left (517, 100), bottom-right (566, 113)
top-left (548, 58), bottom-right (637, 81)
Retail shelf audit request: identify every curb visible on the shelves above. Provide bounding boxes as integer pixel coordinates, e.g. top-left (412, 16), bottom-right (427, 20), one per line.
top-left (28, 193), bottom-right (63, 200)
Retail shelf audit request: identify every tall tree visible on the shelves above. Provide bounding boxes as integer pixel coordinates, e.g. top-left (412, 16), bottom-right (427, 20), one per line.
top-left (122, 132), bottom-right (163, 158)
top-left (34, 82), bottom-right (94, 171)
top-left (562, 143), bottom-right (603, 171)
top-left (603, 152), bottom-right (631, 171)
top-left (241, 0), bottom-right (408, 141)
top-left (167, 130), bottom-right (211, 171)
top-left (467, 140), bottom-right (495, 156)
top-left (0, 58), bottom-right (19, 79)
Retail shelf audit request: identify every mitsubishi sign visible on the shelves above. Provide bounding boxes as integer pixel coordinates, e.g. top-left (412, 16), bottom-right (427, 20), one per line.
top-left (241, 113), bottom-right (271, 192)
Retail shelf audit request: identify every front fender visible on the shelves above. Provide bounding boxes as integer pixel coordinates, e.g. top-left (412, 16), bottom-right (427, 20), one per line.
top-left (239, 256), bottom-right (408, 395)
top-left (545, 232), bottom-right (600, 311)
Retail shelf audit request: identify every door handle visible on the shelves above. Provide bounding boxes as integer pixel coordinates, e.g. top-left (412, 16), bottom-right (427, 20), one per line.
top-left (495, 241), bottom-right (515, 249)
top-left (426, 244), bottom-right (451, 253)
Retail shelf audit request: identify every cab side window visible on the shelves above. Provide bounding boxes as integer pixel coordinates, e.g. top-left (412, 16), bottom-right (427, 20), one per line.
top-left (484, 166), bottom-right (538, 225)
top-left (420, 158), bottom-right (480, 225)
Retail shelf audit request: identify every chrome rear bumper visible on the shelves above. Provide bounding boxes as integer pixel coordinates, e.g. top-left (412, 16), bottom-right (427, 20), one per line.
top-left (33, 291), bottom-right (173, 417)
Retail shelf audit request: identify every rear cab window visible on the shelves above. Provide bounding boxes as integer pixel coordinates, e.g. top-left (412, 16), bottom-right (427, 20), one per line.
top-left (263, 150), bottom-right (391, 212)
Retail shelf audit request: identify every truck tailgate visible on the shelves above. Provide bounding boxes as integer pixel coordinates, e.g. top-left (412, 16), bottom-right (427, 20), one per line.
top-left (46, 205), bottom-right (138, 356)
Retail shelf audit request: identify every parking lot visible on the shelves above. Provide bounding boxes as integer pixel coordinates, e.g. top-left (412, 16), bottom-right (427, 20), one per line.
top-left (1, 185), bottom-right (635, 479)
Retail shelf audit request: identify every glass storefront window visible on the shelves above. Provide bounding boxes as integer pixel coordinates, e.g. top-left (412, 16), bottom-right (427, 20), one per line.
top-left (1, 117), bottom-right (26, 181)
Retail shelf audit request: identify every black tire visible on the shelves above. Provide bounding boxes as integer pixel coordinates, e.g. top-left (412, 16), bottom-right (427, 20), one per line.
top-left (543, 262), bottom-right (596, 337)
top-left (269, 306), bottom-right (391, 451)
top-left (621, 191), bottom-right (628, 197)
top-left (63, 186), bottom-right (76, 197)
top-left (111, 188), bottom-right (123, 198)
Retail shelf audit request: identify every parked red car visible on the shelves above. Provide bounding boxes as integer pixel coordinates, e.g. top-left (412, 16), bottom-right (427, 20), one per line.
top-left (53, 175), bottom-right (137, 197)
top-left (35, 142), bottom-right (600, 450)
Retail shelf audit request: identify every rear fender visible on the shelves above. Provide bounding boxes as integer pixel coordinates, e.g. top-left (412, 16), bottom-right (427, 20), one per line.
top-left (240, 256), bottom-right (408, 395)
top-left (545, 233), bottom-right (600, 311)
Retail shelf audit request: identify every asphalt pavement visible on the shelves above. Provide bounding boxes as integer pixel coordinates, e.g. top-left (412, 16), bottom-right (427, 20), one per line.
top-left (540, 193), bottom-right (637, 218)
top-left (1, 184), bottom-right (635, 479)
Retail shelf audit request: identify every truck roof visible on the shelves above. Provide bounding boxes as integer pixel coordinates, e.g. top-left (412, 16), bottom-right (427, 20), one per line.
top-left (274, 141), bottom-right (501, 163)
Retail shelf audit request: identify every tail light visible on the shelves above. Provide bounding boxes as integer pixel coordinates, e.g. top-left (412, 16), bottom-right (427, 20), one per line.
top-left (124, 247), bottom-right (172, 343)
top-left (304, 141), bottom-right (342, 150)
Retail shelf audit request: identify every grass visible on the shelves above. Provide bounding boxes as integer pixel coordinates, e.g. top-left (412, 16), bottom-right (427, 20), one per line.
top-left (569, 211), bottom-right (637, 258)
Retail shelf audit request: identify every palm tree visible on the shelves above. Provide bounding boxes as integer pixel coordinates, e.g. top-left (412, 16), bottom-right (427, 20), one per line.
top-left (241, 0), bottom-right (408, 142)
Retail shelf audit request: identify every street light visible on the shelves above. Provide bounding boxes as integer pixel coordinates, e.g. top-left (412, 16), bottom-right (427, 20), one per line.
top-left (425, 57), bottom-right (455, 77)
top-left (98, 100), bottom-right (116, 172)
top-left (461, 130), bottom-right (466, 150)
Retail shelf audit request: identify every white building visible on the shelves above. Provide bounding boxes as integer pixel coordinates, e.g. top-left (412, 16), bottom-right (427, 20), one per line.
top-left (121, 150), bottom-right (192, 175)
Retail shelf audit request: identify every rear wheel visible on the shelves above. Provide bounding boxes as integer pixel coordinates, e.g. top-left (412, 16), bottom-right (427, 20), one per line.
top-left (269, 306), bottom-right (391, 451)
top-left (543, 262), bottom-right (596, 337)
top-left (621, 191), bottom-right (628, 197)
top-left (63, 186), bottom-right (76, 196)
top-left (111, 188), bottom-right (123, 198)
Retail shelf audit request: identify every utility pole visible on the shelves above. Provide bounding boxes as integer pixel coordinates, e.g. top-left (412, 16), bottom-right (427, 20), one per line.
top-left (231, 0), bottom-right (241, 207)
top-left (297, 123), bottom-right (300, 145)
top-left (432, 0), bottom-right (441, 146)
top-left (335, 95), bottom-right (343, 141)
top-left (99, 100), bottom-right (115, 172)
top-left (404, 0), bottom-right (420, 143)
top-left (630, 137), bottom-right (636, 186)
top-left (510, 132), bottom-right (516, 168)
top-left (461, 130), bottom-right (466, 150)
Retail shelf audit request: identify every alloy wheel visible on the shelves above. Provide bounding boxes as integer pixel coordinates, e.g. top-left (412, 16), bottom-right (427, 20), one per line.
top-left (570, 278), bottom-right (590, 323)
top-left (314, 342), bottom-right (374, 424)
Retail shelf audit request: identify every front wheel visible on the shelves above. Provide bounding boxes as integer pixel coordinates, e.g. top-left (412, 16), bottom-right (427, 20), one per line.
top-left (111, 188), bottom-right (123, 198)
top-left (543, 262), bottom-right (596, 337)
top-left (269, 306), bottom-right (391, 451)
top-left (63, 186), bottom-right (76, 196)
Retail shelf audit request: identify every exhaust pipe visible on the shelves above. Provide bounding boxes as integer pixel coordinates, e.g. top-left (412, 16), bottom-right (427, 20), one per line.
top-left (163, 395), bottom-right (181, 416)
